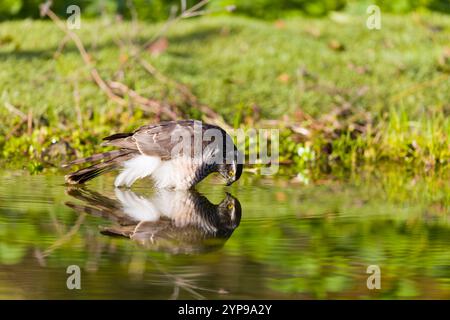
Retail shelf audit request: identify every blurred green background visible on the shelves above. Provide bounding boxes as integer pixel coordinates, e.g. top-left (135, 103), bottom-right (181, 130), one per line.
top-left (0, 0), bottom-right (449, 172)
top-left (0, 0), bottom-right (449, 20)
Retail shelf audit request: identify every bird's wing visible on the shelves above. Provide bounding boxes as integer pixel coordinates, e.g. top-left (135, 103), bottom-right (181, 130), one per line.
top-left (103, 120), bottom-right (227, 160)
top-left (132, 121), bottom-right (194, 159)
top-left (65, 187), bottom-right (139, 226)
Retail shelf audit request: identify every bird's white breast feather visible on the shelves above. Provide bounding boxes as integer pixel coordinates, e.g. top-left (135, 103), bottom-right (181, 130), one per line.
top-left (115, 155), bottom-right (197, 189)
top-left (114, 155), bottom-right (161, 187)
top-left (151, 156), bottom-right (196, 189)
top-left (150, 190), bottom-right (190, 218)
top-left (114, 188), bottom-right (160, 221)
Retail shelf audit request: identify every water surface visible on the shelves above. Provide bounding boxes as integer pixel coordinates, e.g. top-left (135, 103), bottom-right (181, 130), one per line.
top-left (0, 170), bottom-right (449, 299)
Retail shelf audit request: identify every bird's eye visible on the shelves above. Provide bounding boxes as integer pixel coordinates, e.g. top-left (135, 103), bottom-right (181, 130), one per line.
top-left (228, 170), bottom-right (235, 176)
top-left (227, 203), bottom-right (234, 210)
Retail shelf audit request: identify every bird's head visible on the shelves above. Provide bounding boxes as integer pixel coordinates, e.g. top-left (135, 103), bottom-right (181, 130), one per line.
top-left (215, 136), bottom-right (244, 186)
top-left (218, 161), bottom-right (243, 186)
top-left (217, 193), bottom-right (242, 230)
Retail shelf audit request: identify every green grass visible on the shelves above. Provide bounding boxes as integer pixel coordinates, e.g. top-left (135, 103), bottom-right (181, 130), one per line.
top-left (0, 12), bottom-right (449, 173)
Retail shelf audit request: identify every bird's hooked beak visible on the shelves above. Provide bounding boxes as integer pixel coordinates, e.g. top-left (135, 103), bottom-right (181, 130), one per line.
top-left (219, 170), bottom-right (234, 186)
top-left (219, 162), bottom-right (242, 186)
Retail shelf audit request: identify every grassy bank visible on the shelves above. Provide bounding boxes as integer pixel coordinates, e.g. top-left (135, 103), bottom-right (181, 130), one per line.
top-left (0, 12), bottom-right (449, 174)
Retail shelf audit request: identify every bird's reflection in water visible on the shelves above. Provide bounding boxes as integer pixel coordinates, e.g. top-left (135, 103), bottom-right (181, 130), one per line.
top-left (65, 188), bottom-right (241, 254)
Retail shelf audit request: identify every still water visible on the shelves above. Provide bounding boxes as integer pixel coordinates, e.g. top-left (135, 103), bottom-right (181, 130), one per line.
top-left (0, 170), bottom-right (449, 299)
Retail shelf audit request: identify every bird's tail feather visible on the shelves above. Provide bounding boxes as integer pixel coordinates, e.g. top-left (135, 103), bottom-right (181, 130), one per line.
top-left (102, 132), bottom-right (133, 141)
top-left (62, 149), bottom-right (130, 168)
top-left (65, 152), bottom-right (135, 185)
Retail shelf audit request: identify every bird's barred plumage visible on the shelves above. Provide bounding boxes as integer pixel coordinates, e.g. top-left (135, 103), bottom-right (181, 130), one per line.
top-left (62, 149), bottom-right (131, 167)
top-left (64, 120), bottom-right (243, 189)
top-left (65, 187), bottom-right (242, 253)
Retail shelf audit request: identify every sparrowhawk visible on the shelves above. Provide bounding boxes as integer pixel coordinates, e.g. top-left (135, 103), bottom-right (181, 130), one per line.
top-left (65, 187), bottom-right (241, 254)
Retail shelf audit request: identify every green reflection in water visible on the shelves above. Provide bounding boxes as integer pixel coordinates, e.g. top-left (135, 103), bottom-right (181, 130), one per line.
top-left (0, 169), bottom-right (448, 299)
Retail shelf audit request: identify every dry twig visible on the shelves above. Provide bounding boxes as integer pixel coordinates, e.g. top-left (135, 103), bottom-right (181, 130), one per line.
top-left (118, 0), bottom-right (228, 126)
top-left (40, 1), bottom-right (178, 120)
top-left (4, 101), bottom-right (27, 121)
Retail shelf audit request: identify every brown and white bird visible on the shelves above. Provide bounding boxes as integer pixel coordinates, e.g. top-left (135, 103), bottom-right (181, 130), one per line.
top-left (64, 120), bottom-right (243, 189)
top-left (65, 187), bottom-right (241, 254)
